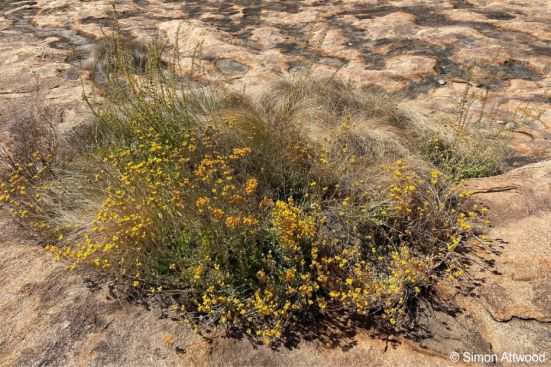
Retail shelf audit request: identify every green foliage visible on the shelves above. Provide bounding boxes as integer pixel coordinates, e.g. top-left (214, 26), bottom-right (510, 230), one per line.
top-left (417, 131), bottom-right (504, 179)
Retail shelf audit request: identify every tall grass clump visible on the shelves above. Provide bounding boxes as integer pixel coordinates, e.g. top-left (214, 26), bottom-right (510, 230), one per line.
top-left (416, 81), bottom-right (509, 179)
top-left (0, 32), bottom-right (489, 345)
top-left (417, 130), bottom-right (504, 179)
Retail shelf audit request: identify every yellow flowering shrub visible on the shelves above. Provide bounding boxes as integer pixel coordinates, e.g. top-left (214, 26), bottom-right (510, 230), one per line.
top-left (0, 34), bottom-right (490, 346)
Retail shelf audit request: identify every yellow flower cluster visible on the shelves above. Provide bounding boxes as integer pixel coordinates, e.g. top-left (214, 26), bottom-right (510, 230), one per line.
top-left (271, 199), bottom-right (315, 252)
top-left (0, 152), bottom-right (63, 241)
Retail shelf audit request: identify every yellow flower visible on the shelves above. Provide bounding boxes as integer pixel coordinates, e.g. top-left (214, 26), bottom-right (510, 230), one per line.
top-left (430, 169), bottom-right (440, 184)
top-left (163, 335), bottom-right (175, 346)
top-left (132, 280), bottom-right (140, 287)
top-left (244, 178), bottom-right (258, 195)
top-left (193, 265), bottom-right (203, 280)
top-left (212, 208), bottom-right (225, 219)
top-left (225, 216), bottom-right (241, 229)
top-left (195, 197), bottom-right (210, 212)
top-left (230, 147), bottom-right (251, 159)
top-left (242, 216), bottom-right (258, 226)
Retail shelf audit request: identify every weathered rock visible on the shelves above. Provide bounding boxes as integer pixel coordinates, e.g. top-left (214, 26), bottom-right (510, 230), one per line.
top-left (214, 58), bottom-right (249, 76)
top-left (0, 0), bottom-right (550, 365)
top-left (384, 55), bottom-right (437, 80)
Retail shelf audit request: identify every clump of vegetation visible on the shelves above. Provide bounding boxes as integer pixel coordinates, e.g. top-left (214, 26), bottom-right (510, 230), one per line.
top-left (84, 35), bottom-right (151, 86)
top-left (416, 80), bottom-right (509, 180)
top-left (0, 33), bottom-right (490, 346)
top-left (417, 131), bottom-right (504, 179)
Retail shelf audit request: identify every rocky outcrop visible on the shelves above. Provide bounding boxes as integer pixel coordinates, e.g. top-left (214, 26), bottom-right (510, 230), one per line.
top-left (467, 161), bottom-right (551, 324)
top-left (1, 1), bottom-right (550, 366)
top-left (421, 160), bottom-right (551, 367)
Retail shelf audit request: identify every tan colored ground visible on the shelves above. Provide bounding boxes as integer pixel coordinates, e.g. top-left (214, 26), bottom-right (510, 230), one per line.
top-left (1, 1), bottom-right (550, 366)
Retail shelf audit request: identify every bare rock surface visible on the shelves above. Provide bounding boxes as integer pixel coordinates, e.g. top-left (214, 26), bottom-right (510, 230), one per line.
top-left (467, 161), bottom-right (551, 324)
top-left (0, 0), bottom-right (550, 366)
